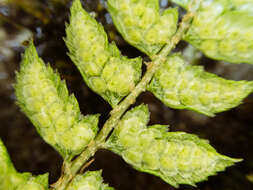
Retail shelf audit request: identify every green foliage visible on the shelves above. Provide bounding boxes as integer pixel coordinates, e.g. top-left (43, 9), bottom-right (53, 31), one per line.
top-left (15, 42), bottom-right (99, 159)
top-left (107, 0), bottom-right (178, 56)
top-left (0, 139), bottom-right (48, 190)
top-left (172, 0), bottom-right (253, 64)
top-left (148, 54), bottom-right (253, 116)
top-left (7, 0), bottom-right (253, 189)
top-left (67, 171), bottom-right (114, 190)
top-left (231, 0), bottom-right (253, 12)
top-left (65, 0), bottom-right (142, 106)
top-left (105, 105), bottom-right (240, 187)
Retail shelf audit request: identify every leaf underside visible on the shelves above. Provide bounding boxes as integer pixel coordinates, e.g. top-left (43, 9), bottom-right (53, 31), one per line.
top-left (15, 42), bottom-right (99, 159)
top-left (148, 54), bottom-right (253, 116)
top-left (0, 138), bottom-right (48, 190)
top-left (106, 105), bottom-right (241, 188)
top-left (173, 0), bottom-right (253, 64)
top-left (107, 0), bottom-right (178, 56)
top-left (67, 170), bottom-right (115, 190)
top-left (65, 0), bottom-right (142, 107)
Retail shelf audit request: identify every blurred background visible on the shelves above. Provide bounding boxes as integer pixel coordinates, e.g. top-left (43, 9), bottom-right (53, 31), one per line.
top-left (0, 0), bottom-right (253, 189)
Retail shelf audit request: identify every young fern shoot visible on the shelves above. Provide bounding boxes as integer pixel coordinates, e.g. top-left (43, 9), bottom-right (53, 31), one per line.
top-left (1, 0), bottom-right (252, 189)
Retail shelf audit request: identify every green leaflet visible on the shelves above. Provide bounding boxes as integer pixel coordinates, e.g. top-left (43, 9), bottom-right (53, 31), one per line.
top-left (0, 139), bottom-right (48, 190)
top-left (67, 170), bottom-right (114, 190)
top-left (148, 54), bottom-right (253, 116)
top-left (172, 0), bottom-right (253, 64)
top-left (105, 105), bottom-right (241, 188)
top-left (107, 0), bottom-right (178, 56)
top-left (65, 0), bottom-right (142, 107)
top-left (15, 42), bottom-right (99, 159)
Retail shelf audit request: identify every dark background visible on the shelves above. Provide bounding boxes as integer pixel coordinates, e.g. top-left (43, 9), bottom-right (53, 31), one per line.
top-left (1, 0), bottom-right (253, 189)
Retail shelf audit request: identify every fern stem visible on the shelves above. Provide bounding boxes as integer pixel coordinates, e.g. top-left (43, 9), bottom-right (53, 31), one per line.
top-left (51, 8), bottom-right (195, 190)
